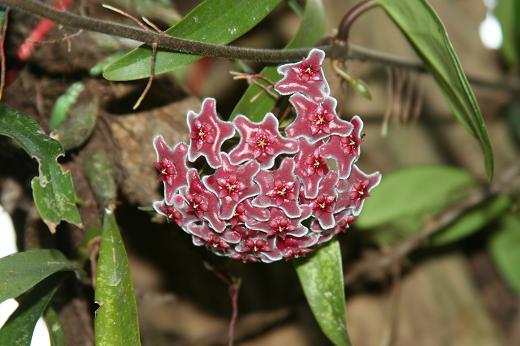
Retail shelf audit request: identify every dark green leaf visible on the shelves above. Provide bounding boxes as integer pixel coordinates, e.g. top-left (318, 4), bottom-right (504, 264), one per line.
top-left (103, 0), bottom-right (282, 81)
top-left (231, 0), bottom-right (325, 121)
top-left (489, 213), bottom-right (520, 295)
top-left (375, 0), bottom-right (494, 179)
top-left (0, 103), bottom-right (81, 232)
top-left (431, 195), bottom-right (511, 246)
top-left (95, 210), bottom-right (141, 346)
top-left (356, 165), bottom-right (476, 230)
top-left (294, 240), bottom-right (351, 346)
top-left (0, 274), bottom-right (63, 346)
top-left (45, 308), bottom-right (65, 346)
top-left (0, 250), bottom-right (77, 302)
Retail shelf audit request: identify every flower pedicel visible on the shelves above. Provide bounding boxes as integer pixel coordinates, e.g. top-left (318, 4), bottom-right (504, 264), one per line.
top-left (153, 49), bottom-right (381, 263)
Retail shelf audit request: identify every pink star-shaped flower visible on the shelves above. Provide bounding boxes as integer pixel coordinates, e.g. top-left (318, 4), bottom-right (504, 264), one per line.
top-left (228, 199), bottom-right (270, 226)
top-left (294, 138), bottom-right (330, 199)
top-left (189, 222), bottom-right (241, 246)
top-left (229, 225), bottom-right (259, 241)
top-left (252, 158), bottom-right (302, 217)
top-left (277, 234), bottom-right (319, 259)
top-left (235, 237), bottom-right (282, 262)
top-left (203, 153), bottom-right (260, 219)
top-left (275, 48), bottom-right (330, 100)
top-left (187, 98), bottom-right (235, 168)
top-left (173, 169), bottom-right (227, 232)
top-left (285, 94), bottom-right (352, 142)
top-left (153, 136), bottom-right (189, 204)
top-left (309, 171), bottom-right (339, 229)
top-left (153, 200), bottom-right (183, 225)
top-left (229, 113), bottom-right (298, 169)
top-left (320, 115), bottom-right (364, 177)
top-left (311, 210), bottom-right (355, 235)
top-left (246, 206), bottom-right (311, 239)
top-left (336, 165), bottom-right (381, 215)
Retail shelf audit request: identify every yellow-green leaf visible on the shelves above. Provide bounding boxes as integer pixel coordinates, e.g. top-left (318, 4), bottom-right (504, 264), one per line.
top-left (95, 210), bottom-right (141, 346)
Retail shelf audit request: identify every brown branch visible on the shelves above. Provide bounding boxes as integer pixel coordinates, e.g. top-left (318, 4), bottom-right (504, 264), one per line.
top-left (344, 163), bottom-right (520, 285)
top-left (3, 0), bottom-right (520, 93)
top-left (0, 7), bottom-right (9, 100)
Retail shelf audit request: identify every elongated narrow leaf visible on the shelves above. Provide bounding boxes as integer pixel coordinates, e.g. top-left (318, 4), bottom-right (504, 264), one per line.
top-left (95, 210), bottom-right (140, 346)
top-left (231, 0), bottom-right (325, 120)
top-left (103, 0), bottom-right (282, 81)
top-left (0, 103), bottom-right (81, 232)
top-left (0, 250), bottom-right (77, 302)
top-left (0, 274), bottom-right (63, 346)
top-left (490, 213), bottom-right (520, 295)
top-left (375, 0), bottom-right (494, 179)
top-left (294, 240), bottom-right (351, 346)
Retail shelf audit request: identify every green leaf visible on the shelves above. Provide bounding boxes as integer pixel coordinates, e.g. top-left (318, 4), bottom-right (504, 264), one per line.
top-left (231, 0), bottom-right (325, 121)
top-left (375, 0), bottom-right (494, 179)
top-left (49, 82), bottom-right (84, 130)
top-left (489, 213), bottom-right (520, 295)
top-left (103, 0), bottom-right (282, 81)
top-left (0, 274), bottom-right (63, 346)
top-left (350, 78), bottom-right (372, 100)
top-left (294, 240), bottom-right (351, 346)
top-left (0, 103), bottom-right (81, 233)
top-left (496, 0), bottom-right (520, 67)
top-left (0, 250), bottom-right (77, 302)
top-left (83, 149), bottom-right (117, 208)
top-left (95, 210), bottom-right (141, 346)
top-left (431, 194), bottom-right (511, 246)
top-left (45, 308), bottom-right (65, 346)
top-left (357, 165), bottom-right (476, 230)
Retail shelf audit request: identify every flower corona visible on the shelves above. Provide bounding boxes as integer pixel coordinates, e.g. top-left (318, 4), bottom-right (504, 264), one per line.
top-left (153, 49), bottom-right (381, 263)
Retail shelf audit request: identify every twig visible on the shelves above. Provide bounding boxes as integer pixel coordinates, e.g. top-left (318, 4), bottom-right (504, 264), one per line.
top-left (102, 4), bottom-right (149, 31)
top-left (228, 278), bottom-right (241, 346)
top-left (336, 0), bottom-right (377, 45)
top-left (3, 0), bottom-right (520, 93)
top-left (203, 261), bottom-right (242, 346)
top-left (0, 7), bottom-right (9, 101)
top-left (28, 29), bottom-right (83, 45)
top-left (230, 71), bottom-right (276, 86)
top-left (344, 163), bottom-right (520, 285)
top-left (133, 42), bottom-right (157, 110)
top-left (381, 66), bottom-right (394, 136)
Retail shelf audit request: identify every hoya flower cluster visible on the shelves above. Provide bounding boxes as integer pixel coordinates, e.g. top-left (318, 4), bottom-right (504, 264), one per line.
top-left (153, 49), bottom-right (381, 263)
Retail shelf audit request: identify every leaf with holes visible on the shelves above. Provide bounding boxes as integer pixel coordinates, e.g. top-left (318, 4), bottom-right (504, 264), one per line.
top-left (375, 0), bottom-right (494, 179)
top-left (231, 0), bottom-right (325, 121)
top-left (103, 0), bottom-right (282, 81)
top-left (0, 103), bottom-right (81, 232)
